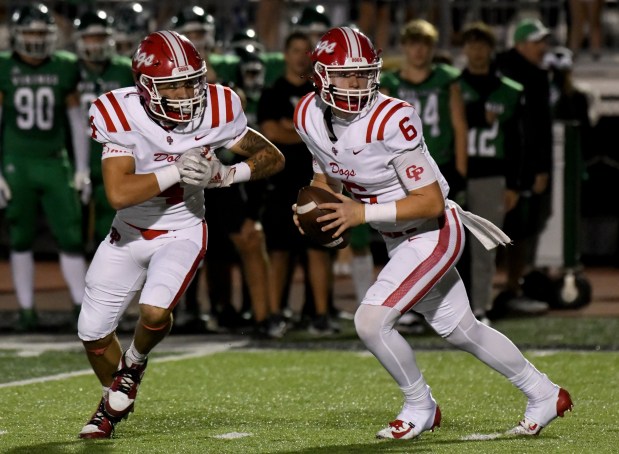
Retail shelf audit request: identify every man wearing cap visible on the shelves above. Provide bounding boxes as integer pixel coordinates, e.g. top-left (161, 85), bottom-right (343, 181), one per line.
top-left (493, 18), bottom-right (553, 315)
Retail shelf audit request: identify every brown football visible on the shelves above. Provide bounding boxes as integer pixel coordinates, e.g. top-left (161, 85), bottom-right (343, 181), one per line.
top-left (297, 186), bottom-right (350, 249)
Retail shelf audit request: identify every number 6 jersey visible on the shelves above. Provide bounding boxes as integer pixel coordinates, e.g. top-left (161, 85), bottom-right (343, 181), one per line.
top-left (294, 92), bottom-right (449, 234)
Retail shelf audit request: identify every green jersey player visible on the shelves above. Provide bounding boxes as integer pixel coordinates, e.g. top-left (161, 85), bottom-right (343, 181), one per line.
top-left (74, 10), bottom-right (134, 246)
top-left (458, 22), bottom-right (524, 322)
top-left (380, 19), bottom-right (468, 203)
top-left (0, 3), bottom-right (90, 331)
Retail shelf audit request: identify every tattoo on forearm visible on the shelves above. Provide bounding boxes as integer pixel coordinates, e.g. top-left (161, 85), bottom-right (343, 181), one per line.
top-left (239, 130), bottom-right (284, 180)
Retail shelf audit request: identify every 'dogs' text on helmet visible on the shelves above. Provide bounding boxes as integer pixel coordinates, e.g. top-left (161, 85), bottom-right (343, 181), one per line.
top-left (132, 30), bottom-right (207, 123)
top-left (170, 6), bottom-right (215, 52)
top-left (311, 27), bottom-right (382, 114)
top-left (74, 10), bottom-right (115, 62)
top-left (11, 3), bottom-right (57, 59)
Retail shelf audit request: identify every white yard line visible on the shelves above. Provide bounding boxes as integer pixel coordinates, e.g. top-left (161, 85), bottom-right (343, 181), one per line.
top-left (0, 341), bottom-right (246, 389)
top-left (460, 432), bottom-right (505, 441)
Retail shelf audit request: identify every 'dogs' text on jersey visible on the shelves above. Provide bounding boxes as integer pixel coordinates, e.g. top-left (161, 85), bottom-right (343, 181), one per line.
top-left (89, 84), bottom-right (248, 231)
top-left (294, 92), bottom-right (449, 234)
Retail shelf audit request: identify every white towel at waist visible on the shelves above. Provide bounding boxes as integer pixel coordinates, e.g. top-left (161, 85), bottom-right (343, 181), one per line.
top-left (446, 199), bottom-right (512, 250)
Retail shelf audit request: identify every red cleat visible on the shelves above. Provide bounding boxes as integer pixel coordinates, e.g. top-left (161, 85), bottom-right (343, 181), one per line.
top-left (376, 404), bottom-right (441, 440)
top-left (508, 387), bottom-right (573, 436)
top-left (79, 397), bottom-right (119, 439)
top-left (105, 353), bottom-right (148, 418)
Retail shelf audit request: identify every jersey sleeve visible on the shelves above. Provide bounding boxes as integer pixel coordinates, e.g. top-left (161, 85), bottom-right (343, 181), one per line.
top-left (205, 84), bottom-right (249, 149)
top-left (381, 103), bottom-right (438, 191)
top-left (88, 93), bottom-right (134, 149)
top-left (101, 142), bottom-right (134, 160)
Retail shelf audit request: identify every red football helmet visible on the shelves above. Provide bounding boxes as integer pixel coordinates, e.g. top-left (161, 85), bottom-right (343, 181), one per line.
top-left (132, 30), bottom-right (207, 123)
top-left (311, 27), bottom-right (382, 113)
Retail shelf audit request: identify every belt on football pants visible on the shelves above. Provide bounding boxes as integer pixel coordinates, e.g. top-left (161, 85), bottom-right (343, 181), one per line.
top-left (125, 222), bottom-right (169, 240)
top-left (379, 227), bottom-right (417, 239)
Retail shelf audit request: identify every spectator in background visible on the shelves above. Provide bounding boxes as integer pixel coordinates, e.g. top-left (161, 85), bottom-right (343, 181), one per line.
top-left (493, 19), bottom-right (553, 315)
top-left (74, 10), bottom-right (134, 250)
top-left (258, 31), bottom-right (336, 335)
top-left (172, 14), bottom-right (278, 337)
top-left (458, 22), bottom-right (524, 324)
top-left (380, 19), bottom-right (468, 332)
top-left (0, 3), bottom-right (90, 332)
top-left (568, 0), bottom-right (604, 60)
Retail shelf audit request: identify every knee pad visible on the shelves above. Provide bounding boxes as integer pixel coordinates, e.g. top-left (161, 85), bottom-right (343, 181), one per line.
top-left (354, 305), bottom-right (398, 344)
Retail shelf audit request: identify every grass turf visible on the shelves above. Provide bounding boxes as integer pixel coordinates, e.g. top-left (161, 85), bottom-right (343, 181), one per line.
top-left (1, 348), bottom-right (618, 453)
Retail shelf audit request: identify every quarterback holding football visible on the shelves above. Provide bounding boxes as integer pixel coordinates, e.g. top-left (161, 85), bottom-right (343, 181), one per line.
top-left (77, 30), bottom-right (283, 439)
top-left (292, 26), bottom-right (572, 440)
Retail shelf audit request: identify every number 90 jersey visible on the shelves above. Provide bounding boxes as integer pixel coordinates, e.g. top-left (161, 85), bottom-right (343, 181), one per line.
top-left (294, 91), bottom-right (449, 233)
top-left (89, 85), bottom-right (248, 231)
top-left (0, 50), bottom-right (79, 157)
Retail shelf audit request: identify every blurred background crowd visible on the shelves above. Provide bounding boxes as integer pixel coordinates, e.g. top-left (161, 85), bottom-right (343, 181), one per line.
top-left (0, 0), bottom-right (618, 339)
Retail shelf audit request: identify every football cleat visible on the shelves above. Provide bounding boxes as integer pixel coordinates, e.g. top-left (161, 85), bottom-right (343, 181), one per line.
top-left (507, 387), bottom-right (573, 436)
top-left (376, 405), bottom-right (441, 440)
top-left (79, 397), bottom-right (119, 439)
top-left (105, 352), bottom-right (148, 418)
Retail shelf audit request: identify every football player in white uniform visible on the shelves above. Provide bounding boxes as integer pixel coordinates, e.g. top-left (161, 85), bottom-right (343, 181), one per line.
top-left (78, 30), bottom-right (284, 439)
top-left (293, 27), bottom-right (572, 440)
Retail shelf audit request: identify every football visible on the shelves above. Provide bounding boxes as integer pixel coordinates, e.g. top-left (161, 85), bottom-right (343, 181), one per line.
top-left (296, 186), bottom-right (350, 249)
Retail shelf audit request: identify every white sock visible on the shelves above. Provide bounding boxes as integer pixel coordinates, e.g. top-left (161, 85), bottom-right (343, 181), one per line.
top-left (11, 251), bottom-right (34, 310)
top-left (398, 376), bottom-right (435, 421)
top-left (102, 386), bottom-right (110, 397)
top-left (351, 253), bottom-right (374, 301)
top-left (124, 341), bottom-right (147, 366)
top-left (509, 361), bottom-right (557, 403)
top-left (59, 252), bottom-right (87, 306)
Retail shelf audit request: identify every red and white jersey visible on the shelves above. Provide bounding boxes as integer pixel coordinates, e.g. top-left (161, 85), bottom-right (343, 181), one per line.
top-left (294, 91), bottom-right (449, 233)
top-left (89, 85), bottom-right (248, 230)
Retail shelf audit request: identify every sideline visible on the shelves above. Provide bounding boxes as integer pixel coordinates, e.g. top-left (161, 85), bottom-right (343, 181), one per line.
top-left (0, 340), bottom-right (247, 389)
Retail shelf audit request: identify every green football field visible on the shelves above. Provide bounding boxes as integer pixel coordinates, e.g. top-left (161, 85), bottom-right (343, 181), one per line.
top-left (1, 327), bottom-right (618, 453)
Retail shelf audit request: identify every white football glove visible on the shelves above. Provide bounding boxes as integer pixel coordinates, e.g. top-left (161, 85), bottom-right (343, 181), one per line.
top-left (176, 148), bottom-right (213, 187)
top-left (74, 170), bottom-right (92, 205)
top-left (203, 152), bottom-right (236, 188)
top-left (0, 172), bottom-right (12, 209)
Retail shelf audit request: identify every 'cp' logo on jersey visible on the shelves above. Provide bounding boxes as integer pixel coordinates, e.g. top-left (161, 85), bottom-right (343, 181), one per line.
top-left (135, 52), bottom-right (155, 68)
top-left (315, 40), bottom-right (336, 55)
top-left (406, 165), bottom-right (424, 181)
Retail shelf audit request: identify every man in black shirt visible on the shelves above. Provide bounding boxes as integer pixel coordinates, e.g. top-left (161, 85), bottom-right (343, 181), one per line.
top-left (493, 18), bottom-right (553, 314)
top-left (258, 31), bottom-right (336, 334)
